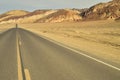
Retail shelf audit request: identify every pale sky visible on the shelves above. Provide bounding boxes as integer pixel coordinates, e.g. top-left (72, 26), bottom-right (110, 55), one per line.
top-left (0, 0), bottom-right (111, 13)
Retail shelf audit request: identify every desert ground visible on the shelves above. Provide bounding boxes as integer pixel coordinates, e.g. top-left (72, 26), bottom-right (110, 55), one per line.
top-left (0, 20), bottom-right (120, 66)
top-left (20, 20), bottom-right (120, 66)
top-left (0, 24), bottom-right (14, 33)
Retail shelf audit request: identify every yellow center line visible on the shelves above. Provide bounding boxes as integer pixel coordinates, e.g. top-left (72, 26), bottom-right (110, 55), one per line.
top-left (16, 31), bottom-right (23, 80)
top-left (17, 29), bottom-right (31, 80)
top-left (24, 69), bottom-right (31, 80)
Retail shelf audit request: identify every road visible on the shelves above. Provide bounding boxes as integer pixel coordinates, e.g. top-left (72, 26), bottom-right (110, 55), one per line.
top-left (0, 28), bottom-right (120, 80)
top-left (0, 28), bottom-right (17, 80)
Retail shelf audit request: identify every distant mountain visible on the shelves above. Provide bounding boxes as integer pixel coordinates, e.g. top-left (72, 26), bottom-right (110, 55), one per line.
top-left (0, 9), bottom-right (82, 23)
top-left (0, 10), bottom-right (57, 23)
top-left (81, 0), bottom-right (120, 20)
top-left (0, 10), bottom-right (29, 23)
top-left (0, 0), bottom-right (120, 24)
top-left (36, 9), bottom-right (82, 23)
top-left (14, 9), bottom-right (57, 23)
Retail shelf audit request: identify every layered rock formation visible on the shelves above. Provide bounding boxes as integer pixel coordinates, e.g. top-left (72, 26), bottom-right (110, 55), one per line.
top-left (36, 9), bottom-right (82, 23)
top-left (0, 0), bottom-right (120, 23)
top-left (81, 0), bottom-right (120, 20)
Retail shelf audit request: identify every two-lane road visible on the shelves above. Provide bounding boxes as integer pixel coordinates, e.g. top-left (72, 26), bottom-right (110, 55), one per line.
top-left (0, 28), bottom-right (120, 80)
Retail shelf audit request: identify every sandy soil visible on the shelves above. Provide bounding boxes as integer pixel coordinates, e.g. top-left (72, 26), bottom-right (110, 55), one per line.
top-left (20, 20), bottom-right (120, 66)
top-left (0, 24), bottom-right (15, 32)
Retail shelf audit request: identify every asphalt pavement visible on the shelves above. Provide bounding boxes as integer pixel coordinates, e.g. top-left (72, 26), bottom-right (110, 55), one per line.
top-left (0, 28), bottom-right (120, 80)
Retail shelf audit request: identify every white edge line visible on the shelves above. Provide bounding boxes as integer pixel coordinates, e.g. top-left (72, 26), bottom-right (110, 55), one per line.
top-left (23, 28), bottom-right (120, 71)
top-left (45, 36), bottom-right (120, 71)
top-left (33, 31), bottom-right (120, 71)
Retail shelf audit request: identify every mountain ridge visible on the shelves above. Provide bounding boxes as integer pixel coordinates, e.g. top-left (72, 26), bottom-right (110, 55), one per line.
top-left (0, 0), bottom-right (120, 24)
top-left (81, 0), bottom-right (120, 20)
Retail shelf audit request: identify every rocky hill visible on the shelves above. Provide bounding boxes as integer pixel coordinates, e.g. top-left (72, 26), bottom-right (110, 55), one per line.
top-left (0, 0), bottom-right (120, 23)
top-left (0, 10), bottom-right (29, 23)
top-left (0, 9), bottom-right (82, 24)
top-left (81, 0), bottom-right (120, 20)
top-left (0, 10), bottom-right (57, 24)
top-left (36, 9), bottom-right (82, 23)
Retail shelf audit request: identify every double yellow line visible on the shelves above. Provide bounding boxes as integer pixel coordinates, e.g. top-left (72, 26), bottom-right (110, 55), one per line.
top-left (16, 28), bottom-right (31, 80)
